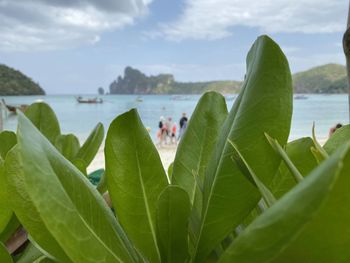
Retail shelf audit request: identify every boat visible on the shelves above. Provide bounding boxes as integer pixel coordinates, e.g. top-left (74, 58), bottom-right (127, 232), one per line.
top-left (136, 96), bottom-right (143, 102)
top-left (76, 97), bottom-right (103, 104)
top-left (294, 95), bottom-right (308, 100)
top-left (171, 95), bottom-right (190, 101)
top-left (1, 99), bottom-right (28, 113)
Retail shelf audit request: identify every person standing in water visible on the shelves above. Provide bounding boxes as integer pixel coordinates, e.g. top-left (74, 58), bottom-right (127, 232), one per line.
top-left (178, 113), bottom-right (188, 140)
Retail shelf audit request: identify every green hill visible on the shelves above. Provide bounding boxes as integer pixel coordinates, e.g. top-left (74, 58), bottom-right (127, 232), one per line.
top-left (0, 64), bottom-right (45, 96)
top-left (109, 64), bottom-right (348, 95)
top-left (293, 64), bottom-right (347, 93)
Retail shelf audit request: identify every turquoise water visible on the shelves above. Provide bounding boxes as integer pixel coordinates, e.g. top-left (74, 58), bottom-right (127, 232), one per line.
top-left (1, 94), bottom-right (349, 142)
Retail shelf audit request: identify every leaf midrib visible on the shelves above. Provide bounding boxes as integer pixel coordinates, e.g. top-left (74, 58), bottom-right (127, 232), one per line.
top-left (135, 147), bottom-right (161, 262)
top-left (192, 41), bottom-right (259, 261)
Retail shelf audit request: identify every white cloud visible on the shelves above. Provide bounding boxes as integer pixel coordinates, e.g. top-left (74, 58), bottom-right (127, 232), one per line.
top-left (158, 0), bottom-right (348, 41)
top-left (0, 0), bottom-right (151, 51)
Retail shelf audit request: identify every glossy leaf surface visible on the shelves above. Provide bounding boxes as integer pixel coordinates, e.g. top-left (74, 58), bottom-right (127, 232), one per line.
top-left (0, 131), bottom-right (17, 160)
top-left (76, 123), bottom-right (104, 167)
top-left (0, 242), bottom-right (13, 263)
top-left (156, 186), bottom-right (191, 263)
top-left (218, 143), bottom-right (350, 263)
top-left (105, 109), bottom-right (168, 263)
top-left (54, 134), bottom-right (80, 161)
top-left (5, 148), bottom-right (72, 262)
top-left (193, 35), bottom-right (293, 262)
top-left (15, 113), bottom-right (139, 263)
top-left (172, 91), bottom-right (228, 204)
top-left (25, 102), bottom-right (61, 144)
top-left (271, 137), bottom-right (317, 198)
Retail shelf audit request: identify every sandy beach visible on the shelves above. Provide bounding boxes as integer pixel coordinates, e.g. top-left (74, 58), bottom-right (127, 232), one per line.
top-left (88, 137), bottom-right (328, 174)
top-left (88, 144), bottom-right (177, 173)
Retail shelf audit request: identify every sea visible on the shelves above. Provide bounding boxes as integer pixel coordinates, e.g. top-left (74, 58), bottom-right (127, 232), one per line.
top-left (1, 94), bottom-right (348, 143)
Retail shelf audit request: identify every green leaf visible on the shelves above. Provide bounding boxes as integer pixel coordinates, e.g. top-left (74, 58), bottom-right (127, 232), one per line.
top-left (218, 143), bottom-right (350, 263)
top-left (0, 215), bottom-right (20, 243)
top-left (54, 134), bottom-right (80, 161)
top-left (105, 109), bottom-right (168, 263)
top-left (229, 140), bottom-right (276, 207)
top-left (156, 186), bottom-right (191, 263)
top-left (0, 164), bottom-right (12, 235)
top-left (15, 113), bottom-right (139, 263)
top-left (172, 91), bottom-right (228, 204)
top-left (269, 142), bottom-right (350, 263)
top-left (71, 158), bottom-right (88, 176)
top-left (76, 123), bottom-right (104, 167)
top-left (4, 147), bottom-right (72, 262)
top-left (15, 243), bottom-right (45, 263)
top-left (0, 131), bottom-right (17, 160)
top-left (192, 35), bottom-right (293, 262)
top-left (311, 123), bottom-right (328, 160)
top-left (271, 137), bottom-right (318, 199)
top-left (24, 102), bottom-right (61, 144)
top-left (324, 124), bottom-right (350, 154)
top-left (0, 242), bottom-right (13, 263)
top-left (265, 134), bottom-right (303, 183)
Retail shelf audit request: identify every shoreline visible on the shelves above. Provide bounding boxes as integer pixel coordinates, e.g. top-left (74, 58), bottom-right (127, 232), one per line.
top-left (88, 138), bottom-right (328, 173)
top-left (88, 144), bottom-right (177, 173)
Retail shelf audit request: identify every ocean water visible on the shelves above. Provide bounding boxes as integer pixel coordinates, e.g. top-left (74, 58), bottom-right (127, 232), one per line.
top-left (1, 94), bottom-right (348, 142)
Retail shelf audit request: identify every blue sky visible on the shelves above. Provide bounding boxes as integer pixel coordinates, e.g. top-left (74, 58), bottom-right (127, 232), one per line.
top-left (0, 0), bottom-right (348, 94)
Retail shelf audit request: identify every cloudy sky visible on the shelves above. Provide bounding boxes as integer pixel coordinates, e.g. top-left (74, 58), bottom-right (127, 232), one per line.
top-left (0, 0), bottom-right (348, 94)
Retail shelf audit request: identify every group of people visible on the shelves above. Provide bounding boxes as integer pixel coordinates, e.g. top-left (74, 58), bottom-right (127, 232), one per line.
top-left (157, 113), bottom-right (188, 145)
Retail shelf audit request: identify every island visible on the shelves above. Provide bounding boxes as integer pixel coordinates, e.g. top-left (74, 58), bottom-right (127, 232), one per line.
top-left (0, 64), bottom-right (45, 96)
top-left (109, 64), bottom-right (348, 94)
top-left (109, 66), bottom-right (241, 94)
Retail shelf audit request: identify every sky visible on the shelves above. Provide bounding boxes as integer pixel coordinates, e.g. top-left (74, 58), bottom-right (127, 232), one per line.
top-left (0, 0), bottom-right (348, 94)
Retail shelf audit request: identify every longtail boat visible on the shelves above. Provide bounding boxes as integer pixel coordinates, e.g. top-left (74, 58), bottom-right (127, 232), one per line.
top-left (1, 99), bottom-right (28, 113)
top-left (76, 97), bottom-right (103, 104)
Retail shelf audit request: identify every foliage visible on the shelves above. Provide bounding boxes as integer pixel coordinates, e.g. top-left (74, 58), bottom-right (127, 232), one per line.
top-left (1, 35), bottom-right (350, 263)
top-left (293, 63), bottom-right (347, 93)
top-left (0, 64), bottom-right (45, 96)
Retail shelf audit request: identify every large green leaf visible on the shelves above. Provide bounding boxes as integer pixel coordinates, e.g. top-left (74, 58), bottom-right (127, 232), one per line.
top-left (76, 123), bottom-right (104, 167)
top-left (105, 109), bottom-right (168, 263)
top-left (54, 134), bottom-right (80, 162)
top-left (0, 164), bottom-right (12, 235)
top-left (0, 131), bottom-right (17, 160)
top-left (4, 148), bottom-right (72, 262)
top-left (172, 91), bottom-right (228, 203)
top-left (25, 102), bottom-right (61, 144)
top-left (193, 35), bottom-right (293, 262)
top-left (156, 186), bottom-right (191, 263)
top-left (0, 242), bottom-right (13, 263)
top-left (218, 143), bottom-right (350, 263)
top-left (271, 137), bottom-right (318, 198)
top-left (0, 131), bottom-right (17, 237)
top-left (15, 113), bottom-right (139, 263)
top-left (324, 124), bottom-right (350, 154)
